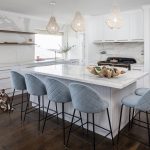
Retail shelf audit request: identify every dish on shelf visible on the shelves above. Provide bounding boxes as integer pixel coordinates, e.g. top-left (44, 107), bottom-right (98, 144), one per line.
top-left (87, 65), bottom-right (126, 78)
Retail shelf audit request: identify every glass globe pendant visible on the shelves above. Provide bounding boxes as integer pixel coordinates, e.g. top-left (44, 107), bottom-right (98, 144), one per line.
top-left (71, 11), bottom-right (85, 32)
top-left (106, 4), bottom-right (123, 29)
top-left (46, 16), bottom-right (59, 34)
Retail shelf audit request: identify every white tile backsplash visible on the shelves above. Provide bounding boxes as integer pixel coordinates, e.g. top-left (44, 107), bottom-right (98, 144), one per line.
top-left (98, 42), bottom-right (144, 64)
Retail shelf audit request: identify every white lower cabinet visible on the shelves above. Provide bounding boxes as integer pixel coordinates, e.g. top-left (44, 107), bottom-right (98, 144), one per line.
top-left (131, 64), bottom-right (145, 88)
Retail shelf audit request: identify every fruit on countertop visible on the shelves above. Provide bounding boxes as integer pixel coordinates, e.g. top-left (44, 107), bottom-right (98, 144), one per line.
top-left (87, 66), bottom-right (126, 78)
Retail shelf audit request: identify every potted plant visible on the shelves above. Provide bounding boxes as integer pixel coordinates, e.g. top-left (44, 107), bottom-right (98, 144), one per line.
top-left (58, 42), bottom-right (76, 60)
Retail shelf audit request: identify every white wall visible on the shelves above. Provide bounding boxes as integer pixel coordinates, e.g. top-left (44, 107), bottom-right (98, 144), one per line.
top-left (0, 10), bottom-right (83, 64)
top-left (0, 10), bottom-right (47, 64)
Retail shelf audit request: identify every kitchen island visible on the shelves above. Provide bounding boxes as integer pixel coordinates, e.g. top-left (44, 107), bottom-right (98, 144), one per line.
top-left (21, 64), bottom-right (148, 138)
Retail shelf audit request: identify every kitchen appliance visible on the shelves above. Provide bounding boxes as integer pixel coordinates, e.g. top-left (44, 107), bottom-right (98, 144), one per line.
top-left (97, 57), bottom-right (136, 70)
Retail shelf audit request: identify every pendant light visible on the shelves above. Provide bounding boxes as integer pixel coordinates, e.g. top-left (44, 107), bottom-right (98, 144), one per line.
top-left (46, 1), bottom-right (59, 34)
top-left (106, 0), bottom-right (123, 29)
top-left (71, 11), bottom-right (85, 32)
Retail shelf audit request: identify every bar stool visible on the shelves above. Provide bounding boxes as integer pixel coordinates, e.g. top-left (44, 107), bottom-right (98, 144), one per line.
top-left (135, 88), bottom-right (149, 96)
top-left (24, 74), bottom-right (47, 131)
top-left (118, 90), bottom-right (150, 146)
top-left (42, 78), bottom-right (71, 146)
top-left (67, 83), bottom-right (114, 150)
top-left (135, 88), bottom-right (150, 120)
top-left (10, 71), bottom-right (27, 121)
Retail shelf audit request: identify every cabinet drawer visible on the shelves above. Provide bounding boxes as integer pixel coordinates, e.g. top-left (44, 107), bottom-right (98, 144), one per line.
top-left (0, 78), bottom-right (11, 90)
top-left (0, 71), bottom-right (10, 79)
top-left (131, 66), bottom-right (144, 71)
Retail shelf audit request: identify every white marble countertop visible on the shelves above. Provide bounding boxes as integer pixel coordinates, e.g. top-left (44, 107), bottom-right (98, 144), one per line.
top-left (0, 59), bottom-right (79, 70)
top-left (22, 64), bottom-right (148, 89)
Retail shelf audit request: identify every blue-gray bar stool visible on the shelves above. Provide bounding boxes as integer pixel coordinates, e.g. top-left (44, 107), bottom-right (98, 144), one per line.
top-left (24, 74), bottom-right (47, 131)
top-left (118, 90), bottom-right (150, 146)
top-left (67, 83), bottom-right (114, 150)
top-left (10, 71), bottom-right (27, 121)
top-left (135, 88), bottom-right (150, 96)
top-left (135, 88), bottom-right (150, 120)
top-left (42, 78), bottom-right (72, 146)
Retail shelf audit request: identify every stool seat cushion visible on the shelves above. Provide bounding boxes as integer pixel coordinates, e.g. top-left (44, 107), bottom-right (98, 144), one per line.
top-left (69, 83), bottom-right (109, 113)
top-left (135, 88), bottom-right (150, 96)
top-left (45, 78), bottom-right (71, 103)
top-left (10, 71), bottom-right (26, 90)
top-left (25, 74), bottom-right (46, 96)
top-left (122, 94), bottom-right (141, 107)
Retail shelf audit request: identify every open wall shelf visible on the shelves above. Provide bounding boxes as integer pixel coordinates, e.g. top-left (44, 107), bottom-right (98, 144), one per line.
top-left (0, 43), bottom-right (35, 45)
top-left (0, 30), bottom-right (36, 34)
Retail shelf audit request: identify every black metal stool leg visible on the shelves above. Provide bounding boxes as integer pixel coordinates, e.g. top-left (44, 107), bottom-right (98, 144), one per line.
top-left (107, 108), bottom-right (114, 145)
top-left (117, 104), bottom-right (124, 144)
top-left (42, 100), bottom-right (51, 133)
top-left (66, 109), bottom-right (76, 147)
top-left (55, 102), bottom-right (59, 124)
top-left (139, 111), bottom-right (141, 121)
top-left (79, 111), bottom-right (84, 135)
top-left (146, 111), bottom-right (150, 146)
top-left (62, 103), bottom-right (66, 146)
top-left (42, 96), bottom-right (44, 118)
top-left (23, 94), bottom-right (30, 122)
top-left (128, 107), bottom-right (131, 129)
top-left (87, 113), bottom-right (89, 135)
top-left (92, 113), bottom-right (95, 150)
top-left (21, 90), bottom-right (24, 121)
top-left (131, 108), bottom-right (135, 128)
top-left (9, 89), bottom-right (15, 113)
top-left (38, 96), bottom-right (41, 131)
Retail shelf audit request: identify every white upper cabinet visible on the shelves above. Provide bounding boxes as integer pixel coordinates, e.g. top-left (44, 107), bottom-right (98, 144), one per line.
top-left (129, 10), bottom-right (144, 41)
top-left (103, 15), bottom-right (117, 41)
top-left (116, 13), bottom-right (130, 41)
top-left (92, 9), bottom-right (144, 42)
top-left (92, 16), bottom-right (104, 41)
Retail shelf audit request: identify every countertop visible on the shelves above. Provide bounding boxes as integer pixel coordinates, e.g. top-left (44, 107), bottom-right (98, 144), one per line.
top-left (0, 59), bottom-right (79, 70)
top-left (22, 64), bottom-right (148, 89)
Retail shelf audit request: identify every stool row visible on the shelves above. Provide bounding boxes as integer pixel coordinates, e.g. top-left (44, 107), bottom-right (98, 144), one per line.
top-left (10, 71), bottom-right (150, 149)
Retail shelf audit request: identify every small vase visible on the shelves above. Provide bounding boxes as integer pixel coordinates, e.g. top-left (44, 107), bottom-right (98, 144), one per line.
top-left (63, 53), bottom-right (68, 60)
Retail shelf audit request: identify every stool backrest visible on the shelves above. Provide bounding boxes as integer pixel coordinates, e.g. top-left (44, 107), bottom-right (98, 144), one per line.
top-left (10, 71), bottom-right (26, 90)
top-left (45, 78), bottom-right (71, 103)
top-left (136, 90), bottom-right (150, 111)
top-left (69, 83), bottom-right (107, 113)
top-left (25, 74), bottom-right (46, 96)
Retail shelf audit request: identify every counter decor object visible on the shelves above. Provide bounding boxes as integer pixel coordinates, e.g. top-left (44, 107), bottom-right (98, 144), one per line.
top-left (58, 42), bottom-right (76, 60)
top-left (87, 65), bottom-right (126, 78)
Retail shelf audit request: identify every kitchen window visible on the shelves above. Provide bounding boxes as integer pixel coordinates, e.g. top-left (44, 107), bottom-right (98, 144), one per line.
top-left (35, 33), bottom-right (63, 60)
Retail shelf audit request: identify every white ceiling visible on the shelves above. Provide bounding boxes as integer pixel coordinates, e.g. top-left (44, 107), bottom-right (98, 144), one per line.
top-left (0, 0), bottom-right (150, 18)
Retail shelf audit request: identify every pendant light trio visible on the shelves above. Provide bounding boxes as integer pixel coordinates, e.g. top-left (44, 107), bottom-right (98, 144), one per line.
top-left (46, 0), bottom-right (123, 34)
top-left (46, 1), bottom-right (85, 34)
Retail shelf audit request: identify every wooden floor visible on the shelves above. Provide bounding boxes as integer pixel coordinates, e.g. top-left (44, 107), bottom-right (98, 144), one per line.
top-left (0, 95), bottom-right (150, 150)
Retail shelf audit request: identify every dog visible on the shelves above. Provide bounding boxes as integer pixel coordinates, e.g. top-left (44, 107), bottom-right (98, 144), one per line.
top-left (0, 89), bottom-right (11, 112)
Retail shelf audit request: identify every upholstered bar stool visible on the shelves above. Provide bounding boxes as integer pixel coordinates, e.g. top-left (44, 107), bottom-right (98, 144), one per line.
top-left (118, 90), bottom-right (150, 146)
top-left (67, 83), bottom-right (114, 150)
top-left (24, 74), bottom-right (47, 131)
top-left (135, 88), bottom-right (150, 120)
top-left (10, 71), bottom-right (27, 121)
top-left (135, 88), bottom-right (150, 96)
top-left (42, 78), bottom-right (71, 146)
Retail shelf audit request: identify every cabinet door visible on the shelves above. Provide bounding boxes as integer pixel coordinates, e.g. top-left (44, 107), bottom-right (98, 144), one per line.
top-left (130, 10), bottom-right (144, 40)
top-left (116, 13), bottom-right (130, 41)
top-left (103, 15), bottom-right (117, 41)
top-left (92, 16), bottom-right (104, 41)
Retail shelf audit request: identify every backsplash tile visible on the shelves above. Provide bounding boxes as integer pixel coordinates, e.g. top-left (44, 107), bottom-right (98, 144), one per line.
top-left (98, 42), bottom-right (144, 64)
